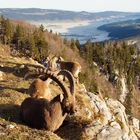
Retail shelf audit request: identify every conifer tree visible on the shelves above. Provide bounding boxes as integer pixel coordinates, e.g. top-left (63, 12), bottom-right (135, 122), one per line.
top-left (70, 39), bottom-right (77, 50)
top-left (39, 24), bottom-right (44, 32)
top-left (75, 39), bottom-right (80, 50)
top-left (4, 18), bottom-right (13, 44)
top-left (13, 25), bottom-right (24, 48)
top-left (29, 34), bottom-right (36, 57)
top-left (0, 16), bottom-right (13, 44)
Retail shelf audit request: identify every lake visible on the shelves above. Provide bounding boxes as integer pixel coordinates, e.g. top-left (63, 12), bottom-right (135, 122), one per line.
top-left (30, 15), bottom-right (140, 44)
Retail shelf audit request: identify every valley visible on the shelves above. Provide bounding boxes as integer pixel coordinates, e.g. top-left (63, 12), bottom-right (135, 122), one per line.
top-left (1, 8), bottom-right (140, 43)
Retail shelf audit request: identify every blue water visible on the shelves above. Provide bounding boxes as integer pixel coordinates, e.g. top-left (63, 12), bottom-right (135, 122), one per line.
top-left (61, 15), bottom-right (140, 44)
top-left (62, 20), bottom-right (110, 44)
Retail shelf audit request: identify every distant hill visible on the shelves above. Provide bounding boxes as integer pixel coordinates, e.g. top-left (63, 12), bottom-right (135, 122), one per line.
top-left (0, 8), bottom-right (139, 21)
top-left (98, 18), bottom-right (140, 39)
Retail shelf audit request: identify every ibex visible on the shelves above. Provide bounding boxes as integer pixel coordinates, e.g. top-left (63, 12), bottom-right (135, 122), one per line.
top-left (20, 70), bottom-right (76, 132)
top-left (48, 56), bottom-right (81, 84)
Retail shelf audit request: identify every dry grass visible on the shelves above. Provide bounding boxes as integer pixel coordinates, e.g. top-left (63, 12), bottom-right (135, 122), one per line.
top-left (0, 45), bottom-right (93, 139)
top-left (0, 47), bottom-right (63, 139)
top-left (131, 87), bottom-right (140, 120)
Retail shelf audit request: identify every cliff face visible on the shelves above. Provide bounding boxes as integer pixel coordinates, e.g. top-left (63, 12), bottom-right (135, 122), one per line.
top-left (79, 92), bottom-right (140, 140)
top-left (57, 81), bottom-right (140, 139)
top-left (0, 44), bottom-right (140, 140)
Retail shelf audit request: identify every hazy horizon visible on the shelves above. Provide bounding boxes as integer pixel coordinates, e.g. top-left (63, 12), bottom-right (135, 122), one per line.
top-left (0, 7), bottom-right (140, 13)
top-left (0, 0), bottom-right (140, 13)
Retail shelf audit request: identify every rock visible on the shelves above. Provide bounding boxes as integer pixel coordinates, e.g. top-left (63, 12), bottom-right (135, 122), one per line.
top-left (81, 121), bottom-right (103, 140)
top-left (29, 58), bottom-right (38, 64)
top-left (119, 76), bottom-right (128, 103)
top-left (19, 64), bottom-right (25, 69)
top-left (93, 61), bottom-right (98, 67)
top-left (84, 108), bottom-right (92, 119)
top-left (87, 92), bottom-right (112, 124)
top-left (106, 98), bottom-right (129, 132)
top-left (79, 92), bottom-right (140, 140)
top-left (78, 84), bottom-right (87, 92)
top-left (97, 126), bottom-right (123, 140)
top-left (0, 64), bottom-right (4, 67)
top-left (128, 116), bottom-right (139, 130)
top-left (109, 121), bottom-right (121, 129)
top-left (0, 132), bottom-right (6, 136)
top-left (0, 71), bottom-right (4, 80)
top-left (6, 124), bottom-right (15, 129)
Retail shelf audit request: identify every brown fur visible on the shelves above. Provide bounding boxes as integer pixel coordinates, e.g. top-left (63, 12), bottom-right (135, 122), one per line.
top-left (58, 61), bottom-right (81, 78)
top-left (28, 78), bottom-right (52, 100)
top-left (48, 56), bottom-right (81, 83)
top-left (20, 96), bottom-right (67, 131)
top-left (20, 70), bottom-right (75, 132)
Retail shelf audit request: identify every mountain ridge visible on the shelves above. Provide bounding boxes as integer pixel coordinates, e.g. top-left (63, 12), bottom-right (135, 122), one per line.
top-left (0, 8), bottom-right (138, 21)
top-left (98, 18), bottom-right (140, 39)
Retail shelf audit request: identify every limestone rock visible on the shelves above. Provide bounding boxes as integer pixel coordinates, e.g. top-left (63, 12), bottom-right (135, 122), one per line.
top-left (79, 91), bottom-right (140, 140)
top-left (128, 116), bottom-right (139, 130)
top-left (0, 71), bottom-right (4, 80)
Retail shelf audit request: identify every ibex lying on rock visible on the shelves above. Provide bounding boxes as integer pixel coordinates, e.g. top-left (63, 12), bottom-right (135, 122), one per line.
top-left (20, 70), bottom-right (75, 132)
top-left (48, 56), bottom-right (81, 84)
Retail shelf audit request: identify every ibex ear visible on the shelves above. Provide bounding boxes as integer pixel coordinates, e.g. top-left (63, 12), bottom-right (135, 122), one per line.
top-left (60, 94), bottom-right (64, 102)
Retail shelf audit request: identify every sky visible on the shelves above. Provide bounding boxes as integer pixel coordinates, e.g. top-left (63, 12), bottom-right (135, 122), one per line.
top-left (0, 0), bottom-right (140, 12)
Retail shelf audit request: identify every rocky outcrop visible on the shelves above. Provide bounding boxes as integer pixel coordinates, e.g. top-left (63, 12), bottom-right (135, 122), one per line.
top-left (77, 89), bottom-right (140, 140)
top-left (119, 76), bottom-right (128, 103)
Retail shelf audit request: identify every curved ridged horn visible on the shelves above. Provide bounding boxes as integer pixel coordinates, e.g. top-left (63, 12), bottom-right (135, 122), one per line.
top-left (57, 70), bottom-right (75, 95)
top-left (24, 67), bottom-right (50, 79)
top-left (40, 71), bottom-right (70, 99)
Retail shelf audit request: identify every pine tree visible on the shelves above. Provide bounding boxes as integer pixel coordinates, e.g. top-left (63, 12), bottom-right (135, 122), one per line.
top-left (84, 40), bottom-right (94, 66)
top-left (75, 39), bottom-right (80, 50)
top-left (0, 16), bottom-right (13, 44)
top-left (33, 28), bottom-right (48, 60)
top-left (39, 24), bottom-right (44, 32)
top-left (4, 18), bottom-right (13, 44)
top-left (13, 24), bottom-right (28, 51)
top-left (70, 39), bottom-right (77, 50)
top-left (29, 34), bottom-right (36, 57)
